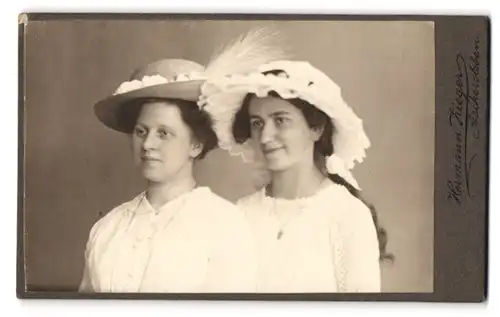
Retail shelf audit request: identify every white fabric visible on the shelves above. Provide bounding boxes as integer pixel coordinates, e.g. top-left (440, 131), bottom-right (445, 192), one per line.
top-left (79, 187), bottom-right (258, 293)
top-left (237, 182), bottom-right (381, 293)
top-left (113, 72), bottom-right (206, 96)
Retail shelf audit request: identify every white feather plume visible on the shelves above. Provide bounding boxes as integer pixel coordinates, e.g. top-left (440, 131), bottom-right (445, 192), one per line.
top-left (204, 26), bottom-right (290, 79)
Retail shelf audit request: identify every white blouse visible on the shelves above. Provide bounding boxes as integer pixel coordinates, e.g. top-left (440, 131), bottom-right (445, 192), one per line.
top-left (79, 187), bottom-right (258, 293)
top-left (237, 182), bottom-right (381, 293)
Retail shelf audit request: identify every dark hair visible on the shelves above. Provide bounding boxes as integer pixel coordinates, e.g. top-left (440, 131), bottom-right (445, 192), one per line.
top-left (118, 97), bottom-right (218, 160)
top-left (233, 90), bottom-right (394, 262)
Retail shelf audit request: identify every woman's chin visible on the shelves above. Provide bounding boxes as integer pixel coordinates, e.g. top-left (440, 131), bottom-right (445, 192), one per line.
top-left (265, 160), bottom-right (291, 172)
top-left (141, 171), bottom-right (166, 184)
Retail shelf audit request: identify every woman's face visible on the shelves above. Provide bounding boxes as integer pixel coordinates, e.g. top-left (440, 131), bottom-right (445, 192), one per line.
top-left (132, 101), bottom-right (202, 183)
top-left (248, 96), bottom-right (320, 172)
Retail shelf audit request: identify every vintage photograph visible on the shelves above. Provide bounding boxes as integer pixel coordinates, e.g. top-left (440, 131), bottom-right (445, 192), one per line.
top-left (21, 18), bottom-right (435, 294)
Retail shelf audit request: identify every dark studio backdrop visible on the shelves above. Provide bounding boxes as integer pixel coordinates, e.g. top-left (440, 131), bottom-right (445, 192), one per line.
top-left (23, 19), bottom-right (435, 292)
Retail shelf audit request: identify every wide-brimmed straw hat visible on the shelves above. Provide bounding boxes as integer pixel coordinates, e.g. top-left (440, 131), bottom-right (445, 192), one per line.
top-left (200, 60), bottom-right (371, 189)
top-left (94, 59), bottom-right (207, 133)
top-left (93, 27), bottom-right (288, 134)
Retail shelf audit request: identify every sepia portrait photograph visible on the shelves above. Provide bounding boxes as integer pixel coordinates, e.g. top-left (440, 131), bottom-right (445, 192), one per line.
top-left (20, 16), bottom-right (436, 296)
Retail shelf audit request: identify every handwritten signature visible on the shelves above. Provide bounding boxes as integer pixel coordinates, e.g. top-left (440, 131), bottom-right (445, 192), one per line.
top-left (447, 37), bottom-right (480, 205)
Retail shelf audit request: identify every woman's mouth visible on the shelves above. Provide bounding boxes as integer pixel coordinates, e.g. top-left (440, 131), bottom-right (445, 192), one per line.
top-left (263, 147), bottom-right (284, 155)
top-left (142, 156), bottom-right (162, 162)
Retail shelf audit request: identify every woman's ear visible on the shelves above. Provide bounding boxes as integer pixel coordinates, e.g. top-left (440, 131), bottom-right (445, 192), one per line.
top-left (310, 125), bottom-right (324, 142)
top-left (190, 140), bottom-right (204, 159)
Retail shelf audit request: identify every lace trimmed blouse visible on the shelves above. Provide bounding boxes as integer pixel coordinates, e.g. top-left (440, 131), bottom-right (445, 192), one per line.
top-left (237, 182), bottom-right (381, 293)
top-left (79, 186), bottom-right (258, 293)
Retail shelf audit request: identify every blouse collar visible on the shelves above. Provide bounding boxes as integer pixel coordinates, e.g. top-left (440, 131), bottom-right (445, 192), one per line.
top-left (129, 186), bottom-right (210, 215)
top-left (258, 180), bottom-right (341, 206)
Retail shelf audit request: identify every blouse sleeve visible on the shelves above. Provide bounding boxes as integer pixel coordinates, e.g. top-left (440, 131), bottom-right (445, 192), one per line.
top-left (331, 197), bottom-right (381, 292)
top-left (78, 235), bottom-right (93, 292)
top-left (78, 217), bottom-right (102, 292)
top-left (78, 251), bottom-right (92, 292)
top-left (204, 203), bottom-right (258, 293)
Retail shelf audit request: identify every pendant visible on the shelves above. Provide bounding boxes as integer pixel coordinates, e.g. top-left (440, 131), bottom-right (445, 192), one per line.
top-left (277, 230), bottom-right (283, 240)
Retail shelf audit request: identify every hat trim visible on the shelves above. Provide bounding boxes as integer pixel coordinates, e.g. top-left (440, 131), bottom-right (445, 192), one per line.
top-left (113, 72), bottom-right (206, 96)
top-left (94, 80), bottom-right (204, 133)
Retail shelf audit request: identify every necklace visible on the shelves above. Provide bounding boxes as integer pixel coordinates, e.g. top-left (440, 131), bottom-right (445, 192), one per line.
top-left (269, 178), bottom-right (329, 240)
top-left (272, 198), bottom-right (307, 240)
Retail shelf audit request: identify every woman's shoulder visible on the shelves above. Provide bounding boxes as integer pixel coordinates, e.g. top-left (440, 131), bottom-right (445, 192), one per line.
top-left (88, 192), bottom-right (143, 237)
top-left (192, 187), bottom-right (241, 216)
top-left (236, 188), bottom-right (265, 208)
top-left (103, 192), bottom-right (143, 218)
top-left (323, 183), bottom-right (374, 228)
top-left (316, 183), bottom-right (369, 214)
top-left (194, 187), bottom-right (233, 205)
top-left (192, 187), bottom-right (251, 232)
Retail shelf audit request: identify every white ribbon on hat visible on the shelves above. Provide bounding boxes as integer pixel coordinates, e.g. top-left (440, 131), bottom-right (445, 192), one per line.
top-left (112, 72), bottom-right (206, 96)
top-left (325, 154), bottom-right (360, 190)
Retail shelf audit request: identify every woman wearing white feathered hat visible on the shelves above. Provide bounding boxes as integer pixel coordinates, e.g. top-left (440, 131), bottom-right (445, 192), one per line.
top-left (79, 29), bottom-right (287, 293)
top-left (201, 58), bottom-right (394, 293)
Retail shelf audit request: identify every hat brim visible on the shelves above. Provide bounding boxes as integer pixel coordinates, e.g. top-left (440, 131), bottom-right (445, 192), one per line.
top-left (94, 80), bottom-right (204, 133)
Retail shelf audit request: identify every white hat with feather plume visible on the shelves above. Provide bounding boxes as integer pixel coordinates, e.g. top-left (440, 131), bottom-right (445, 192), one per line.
top-left (199, 60), bottom-right (370, 190)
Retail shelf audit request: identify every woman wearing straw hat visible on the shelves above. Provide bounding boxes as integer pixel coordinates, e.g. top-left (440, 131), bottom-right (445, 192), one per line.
top-left (201, 60), bottom-right (393, 293)
top-left (78, 30), bottom-right (287, 293)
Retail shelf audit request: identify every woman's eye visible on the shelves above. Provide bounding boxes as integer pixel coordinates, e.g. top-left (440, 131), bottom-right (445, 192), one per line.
top-left (158, 129), bottom-right (171, 139)
top-left (250, 120), bottom-right (263, 129)
top-left (274, 117), bottom-right (288, 126)
top-left (134, 127), bottom-right (147, 137)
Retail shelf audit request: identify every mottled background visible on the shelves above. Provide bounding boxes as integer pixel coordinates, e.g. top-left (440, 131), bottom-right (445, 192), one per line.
top-left (23, 19), bottom-right (435, 292)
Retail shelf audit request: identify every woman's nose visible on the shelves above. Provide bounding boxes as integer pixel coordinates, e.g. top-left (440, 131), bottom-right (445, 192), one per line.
top-left (260, 121), bottom-right (276, 145)
top-left (142, 132), bottom-right (158, 150)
